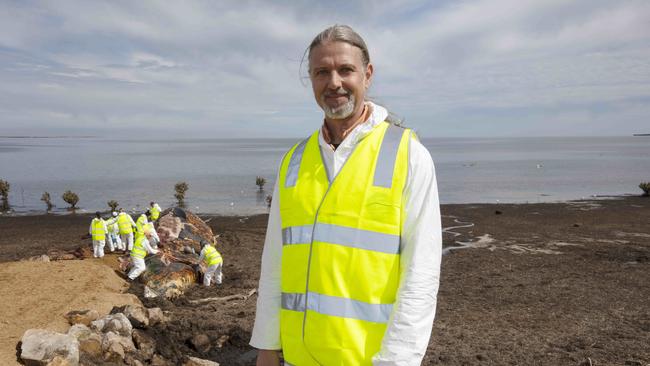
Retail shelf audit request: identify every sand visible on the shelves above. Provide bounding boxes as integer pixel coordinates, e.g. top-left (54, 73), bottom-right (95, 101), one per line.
top-left (0, 259), bottom-right (140, 365)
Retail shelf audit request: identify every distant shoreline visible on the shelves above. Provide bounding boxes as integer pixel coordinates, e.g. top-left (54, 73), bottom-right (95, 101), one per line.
top-left (633, 133), bottom-right (650, 136)
top-left (0, 136), bottom-right (97, 139)
top-left (0, 194), bottom-right (637, 218)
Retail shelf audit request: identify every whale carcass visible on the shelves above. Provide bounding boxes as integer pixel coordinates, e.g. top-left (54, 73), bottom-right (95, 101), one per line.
top-left (121, 207), bottom-right (216, 299)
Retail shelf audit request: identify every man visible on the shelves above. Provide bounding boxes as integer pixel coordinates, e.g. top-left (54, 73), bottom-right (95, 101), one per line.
top-left (135, 212), bottom-right (149, 239)
top-left (104, 211), bottom-right (123, 252)
top-left (88, 212), bottom-right (108, 258)
top-left (149, 201), bottom-right (162, 221)
top-left (117, 209), bottom-right (137, 251)
top-left (198, 241), bottom-right (223, 286)
top-left (250, 25), bottom-right (442, 365)
top-left (127, 229), bottom-right (159, 280)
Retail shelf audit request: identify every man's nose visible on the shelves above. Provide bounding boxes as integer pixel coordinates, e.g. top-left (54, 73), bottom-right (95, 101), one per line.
top-left (327, 71), bottom-right (342, 89)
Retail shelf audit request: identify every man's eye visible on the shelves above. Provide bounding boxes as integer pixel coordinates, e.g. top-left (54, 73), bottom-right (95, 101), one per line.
top-left (315, 70), bottom-right (328, 76)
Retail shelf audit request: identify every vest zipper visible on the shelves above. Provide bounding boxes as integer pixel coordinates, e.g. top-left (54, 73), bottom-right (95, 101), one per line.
top-left (301, 138), bottom-right (364, 361)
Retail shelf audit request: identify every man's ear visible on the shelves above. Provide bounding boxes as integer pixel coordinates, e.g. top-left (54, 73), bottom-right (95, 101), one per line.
top-left (365, 63), bottom-right (374, 89)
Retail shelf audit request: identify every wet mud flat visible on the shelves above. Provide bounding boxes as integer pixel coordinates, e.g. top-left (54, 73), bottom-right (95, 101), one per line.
top-left (1, 196), bottom-right (649, 365)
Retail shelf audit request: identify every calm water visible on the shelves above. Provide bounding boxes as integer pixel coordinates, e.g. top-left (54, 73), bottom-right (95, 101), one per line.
top-left (0, 136), bottom-right (648, 215)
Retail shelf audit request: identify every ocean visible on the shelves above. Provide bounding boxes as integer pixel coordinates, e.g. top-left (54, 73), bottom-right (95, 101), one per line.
top-left (0, 136), bottom-right (648, 215)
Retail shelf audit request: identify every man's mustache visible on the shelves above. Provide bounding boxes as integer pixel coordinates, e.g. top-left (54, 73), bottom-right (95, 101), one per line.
top-left (324, 88), bottom-right (350, 97)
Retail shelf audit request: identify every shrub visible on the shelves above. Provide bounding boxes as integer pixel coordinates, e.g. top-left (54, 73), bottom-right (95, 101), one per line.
top-left (265, 194), bottom-right (272, 208)
top-left (256, 176), bottom-right (266, 191)
top-left (640, 182), bottom-right (650, 197)
top-left (41, 192), bottom-right (53, 211)
top-left (174, 182), bottom-right (189, 205)
top-left (62, 190), bottom-right (79, 209)
top-left (0, 179), bottom-right (9, 210)
top-left (107, 200), bottom-right (119, 211)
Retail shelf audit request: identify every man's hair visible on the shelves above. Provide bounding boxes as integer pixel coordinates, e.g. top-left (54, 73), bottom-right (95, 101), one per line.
top-left (304, 24), bottom-right (404, 126)
top-left (307, 25), bottom-right (370, 72)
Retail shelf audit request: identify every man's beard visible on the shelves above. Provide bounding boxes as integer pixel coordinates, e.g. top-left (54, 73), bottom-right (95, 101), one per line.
top-left (320, 88), bottom-right (356, 119)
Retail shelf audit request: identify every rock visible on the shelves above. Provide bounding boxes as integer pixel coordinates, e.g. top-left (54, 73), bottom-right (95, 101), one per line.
top-left (184, 356), bottom-right (220, 366)
top-left (132, 330), bottom-right (156, 360)
top-left (67, 324), bottom-right (102, 358)
top-left (101, 331), bottom-right (135, 363)
top-left (216, 334), bottom-right (229, 348)
top-left (65, 310), bottom-right (100, 326)
top-left (123, 305), bottom-right (149, 328)
top-left (189, 333), bottom-right (211, 353)
top-left (144, 286), bottom-right (158, 298)
top-left (494, 210), bottom-right (503, 215)
top-left (573, 223), bottom-right (581, 227)
top-left (46, 355), bottom-right (72, 366)
top-left (237, 349), bottom-right (258, 365)
top-left (91, 313), bottom-right (133, 337)
top-left (125, 354), bottom-right (145, 366)
top-left (151, 354), bottom-right (172, 366)
top-left (20, 329), bottom-right (80, 366)
top-left (625, 361), bottom-right (642, 366)
top-left (147, 307), bottom-right (165, 326)
top-left (24, 254), bottom-right (50, 262)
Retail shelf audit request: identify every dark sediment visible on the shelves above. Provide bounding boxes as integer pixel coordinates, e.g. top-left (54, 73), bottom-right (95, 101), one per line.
top-left (1, 197), bottom-right (649, 365)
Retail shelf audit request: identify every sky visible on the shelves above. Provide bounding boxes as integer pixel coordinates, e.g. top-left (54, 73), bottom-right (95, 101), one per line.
top-left (0, 0), bottom-right (649, 138)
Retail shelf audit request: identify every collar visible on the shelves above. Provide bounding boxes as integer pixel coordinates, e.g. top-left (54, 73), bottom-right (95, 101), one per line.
top-left (318, 101), bottom-right (388, 150)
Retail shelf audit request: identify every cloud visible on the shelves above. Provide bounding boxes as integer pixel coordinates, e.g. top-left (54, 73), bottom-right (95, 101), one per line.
top-left (0, 0), bottom-right (648, 137)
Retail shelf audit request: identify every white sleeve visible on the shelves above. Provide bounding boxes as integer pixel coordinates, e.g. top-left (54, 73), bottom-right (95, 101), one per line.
top-left (143, 238), bottom-right (157, 254)
top-left (249, 173), bottom-right (283, 350)
top-left (373, 137), bottom-right (442, 365)
top-left (89, 222), bottom-right (93, 236)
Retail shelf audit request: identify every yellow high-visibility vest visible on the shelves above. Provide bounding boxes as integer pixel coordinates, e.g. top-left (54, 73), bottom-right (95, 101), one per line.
top-left (203, 245), bottom-right (223, 266)
top-left (130, 235), bottom-right (148, 259)
top-left (278, 121), bottom-right (411, 366)
top-left (135, 214), bottom-right (147, 238)
top-left (145, 222), bottom-right (155, 236)
top-left (117, 213), bottom-right (134, 234)
top-left (150, 205), bottom-right (161, 221)
top-left (91, 218), bottom-right (106, 241)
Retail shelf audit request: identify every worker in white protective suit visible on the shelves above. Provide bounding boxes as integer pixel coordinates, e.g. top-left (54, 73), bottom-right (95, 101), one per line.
top-left (104, 211), bottom-right (123, 252)
top-left (127, 229), bottom-right (158, 280)
top-left (149, 201), bottom-right (162, 221)
top-left (117, 209), bottom-right (137, 251)
top-left (135, 212), bottom-right (149, 240)
top-left (198, 241), bottom-right (223, 286)
top-left (88, 212), bottom-right (108, 258)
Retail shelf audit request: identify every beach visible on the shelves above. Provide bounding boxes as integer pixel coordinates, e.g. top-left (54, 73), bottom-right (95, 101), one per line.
top-left (1, 196), bottom-right (649, 365)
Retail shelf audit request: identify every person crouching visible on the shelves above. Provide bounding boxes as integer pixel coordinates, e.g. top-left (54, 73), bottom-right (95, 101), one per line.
top-left (199, 241), bottom-right (223, 286)
top-left (127, 229), bottom-right (159, 281)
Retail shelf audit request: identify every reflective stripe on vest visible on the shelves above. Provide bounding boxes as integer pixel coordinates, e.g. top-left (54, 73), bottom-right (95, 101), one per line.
top-left (130, 236), bottom-right (147, 259)
top-left (278, 121), bottom-right (410, 366)
top-left (203, 245), bottom-right (223, 266)
top-left (91, 219), bottom-right (106, 241)
top-left (282, 223), bottom-right (400, 254)
top-left (282, 292), bottom-right (392, 324)
top-left (117, 214), bottom-right (134, 234)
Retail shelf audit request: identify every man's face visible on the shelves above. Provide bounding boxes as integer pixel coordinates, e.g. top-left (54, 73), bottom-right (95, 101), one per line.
top-left (309, 41), bottom-right (373, 120)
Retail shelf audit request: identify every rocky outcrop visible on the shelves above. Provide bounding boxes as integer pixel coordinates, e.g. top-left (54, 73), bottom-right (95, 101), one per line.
top-left (20, 329), bottom-right (80, 365)
top-left (19, 306), bottom-right (199, 366)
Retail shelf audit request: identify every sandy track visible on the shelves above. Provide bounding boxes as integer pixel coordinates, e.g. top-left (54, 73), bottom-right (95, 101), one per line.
top-left (0, 258), bottom-right (140, 365)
